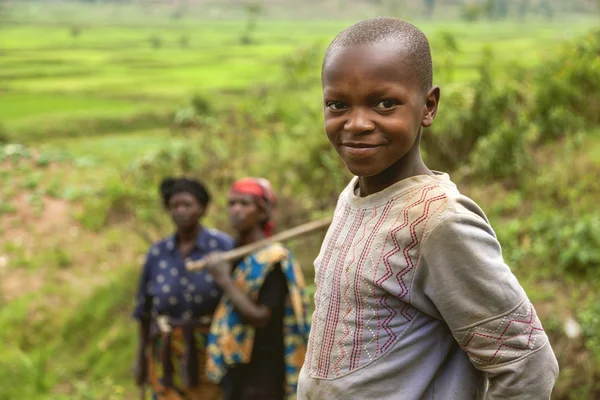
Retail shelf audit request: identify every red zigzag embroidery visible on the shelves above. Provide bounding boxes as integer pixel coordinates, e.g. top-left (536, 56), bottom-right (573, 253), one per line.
top-left (463, 303), bottom-right (544, 364)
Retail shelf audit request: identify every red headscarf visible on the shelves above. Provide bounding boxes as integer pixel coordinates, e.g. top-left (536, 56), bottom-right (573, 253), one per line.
top-left (229, 177), bottom-right (277, 237)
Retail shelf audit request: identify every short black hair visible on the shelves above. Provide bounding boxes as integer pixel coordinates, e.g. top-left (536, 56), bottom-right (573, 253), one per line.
top-left (159, 177), bottom-right (211, 208)
top-left (323, 17), bottom-right (433, 92)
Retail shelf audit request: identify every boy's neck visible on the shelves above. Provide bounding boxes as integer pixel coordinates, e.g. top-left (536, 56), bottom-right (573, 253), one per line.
top-left (357, 148), bottom-right (432, 197)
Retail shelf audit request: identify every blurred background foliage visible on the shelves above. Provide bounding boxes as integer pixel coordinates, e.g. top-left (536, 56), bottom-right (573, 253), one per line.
top-left (0, 0), bottom-right (599, 398)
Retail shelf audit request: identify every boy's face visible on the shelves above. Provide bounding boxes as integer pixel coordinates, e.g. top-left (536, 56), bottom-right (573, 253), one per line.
top-left (322, 43), bottom-right (438, 178)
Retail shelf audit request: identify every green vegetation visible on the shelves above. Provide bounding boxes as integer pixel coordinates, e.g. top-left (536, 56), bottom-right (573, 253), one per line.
top-left (1, 1), bottom-right (599, 399)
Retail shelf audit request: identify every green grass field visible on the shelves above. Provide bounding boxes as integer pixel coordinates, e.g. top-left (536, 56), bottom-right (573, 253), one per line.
top-left (1, 3), bottom-right (600, 399)
top-left (2, 17), bottom-right (598, 137)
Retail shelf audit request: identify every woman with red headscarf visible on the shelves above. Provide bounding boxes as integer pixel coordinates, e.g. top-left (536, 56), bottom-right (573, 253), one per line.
top-left (203, 177), bottom-right (311, 400)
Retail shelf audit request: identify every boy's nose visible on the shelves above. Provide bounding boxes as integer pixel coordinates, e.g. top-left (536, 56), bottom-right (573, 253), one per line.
top-left (344, 108), bottom-right (375, 134)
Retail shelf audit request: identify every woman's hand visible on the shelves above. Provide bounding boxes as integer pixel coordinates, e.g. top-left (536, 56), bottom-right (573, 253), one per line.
top-left (205, 252), bottom-right (233, 287)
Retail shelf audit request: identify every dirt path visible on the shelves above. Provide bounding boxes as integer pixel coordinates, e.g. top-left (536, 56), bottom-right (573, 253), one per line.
top-left (0, 192), bottom-right (141, 302)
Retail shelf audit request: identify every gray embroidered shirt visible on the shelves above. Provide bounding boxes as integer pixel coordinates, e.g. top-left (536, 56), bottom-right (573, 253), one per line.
top-left (298, 172), bottom-right (558, 400)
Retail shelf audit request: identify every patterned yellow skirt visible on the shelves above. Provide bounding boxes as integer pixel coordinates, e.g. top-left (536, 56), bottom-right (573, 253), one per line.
top-left (148, 325), bottom-right (223, 400)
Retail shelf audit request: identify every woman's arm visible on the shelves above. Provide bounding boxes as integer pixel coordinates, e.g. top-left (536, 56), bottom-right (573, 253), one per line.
top-left (218, 277), bottom-right (273, 328)
top-left (207, 256), bottom-right (287, 329)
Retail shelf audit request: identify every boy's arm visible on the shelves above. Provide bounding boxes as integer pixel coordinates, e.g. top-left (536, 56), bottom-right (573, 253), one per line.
top-left (415, 212), bottom-right (559, 399)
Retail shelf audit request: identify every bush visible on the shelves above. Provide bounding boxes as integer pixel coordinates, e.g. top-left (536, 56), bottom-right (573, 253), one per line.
top-left (0, 123), bottom-right (9, 143)
top-left (179, 34), bottom-right (190, 48)
top-left (0, 347), bottom-right (53, 399)
top-left (433, 31), bottom-right (461, 84)
top-left (580, 299), bottom-right (600, 365)
top-left (240, 1), bottom-right (263, 45)
top-left (425, 29), bottom-right (600, 183)
top-left (70, 25), bottom-right (82, 39)
top-left (484, 0), bottom-right (509, 19)
top-left (171, 7), bottom-right (185, 20)
top-left (423, 47), bottom-right (531, 177)
top-left (469, 115), bottom-right (534, 180)
top-left (190, 93), bottom-right (212, 115)
top-left (497, 211), bottom-right (600, 277)
top-left (533, 30), bottom-right (600, 141)
top-left (460, 2), bottom-right (484, 22)
top-left (149, 35), bottom-right (162, 49)
top-left (279, 42), bottom-right (324, 89)
top-left (1, 143), bottom-right (32, 163)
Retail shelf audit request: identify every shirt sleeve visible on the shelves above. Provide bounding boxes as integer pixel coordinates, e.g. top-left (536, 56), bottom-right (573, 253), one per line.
top-left (222, 235), bottom-right (235, 251)
top-left (258, 263), bottom-right (289, 310)
top-left (413, 212), bottom-right (559, 399)
top-left (132, 251), bottom-right (153, 321)
top-left (215, 232), bottom-right (235, 252)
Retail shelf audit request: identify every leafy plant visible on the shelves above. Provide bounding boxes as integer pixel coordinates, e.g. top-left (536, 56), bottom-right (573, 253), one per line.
top-left (70, 25), bottom-right (82, 39)
top-left (460, 1), bottom-right (484, 22)
top-left (240, 1), bottom-right (264, 45)
top-left (532, 30), bottom-right (600, 141)
top-left (580, 299), bottom-right (600, 365)
top-left (179, 34), bottom-right (190, 48)
top-left (149, 35), bottom-right (162, 49)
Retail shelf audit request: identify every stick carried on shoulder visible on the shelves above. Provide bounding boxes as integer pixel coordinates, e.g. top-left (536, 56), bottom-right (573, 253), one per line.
top-left (185, 216), bottom-right (332, 272)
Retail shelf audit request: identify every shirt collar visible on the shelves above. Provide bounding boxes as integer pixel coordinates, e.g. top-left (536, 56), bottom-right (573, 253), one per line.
top-left (166, 227), bottom-right (212, 254)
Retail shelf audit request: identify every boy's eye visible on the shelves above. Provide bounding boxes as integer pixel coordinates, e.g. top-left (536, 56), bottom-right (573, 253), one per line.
top-left (374, 100), bottom-right (397, 110)
top-left (326, 101), bottom-right (348, 111)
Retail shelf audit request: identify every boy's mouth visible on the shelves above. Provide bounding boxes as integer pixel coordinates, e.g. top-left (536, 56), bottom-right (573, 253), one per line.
top-left (341, 142), bottom-right (383, 157)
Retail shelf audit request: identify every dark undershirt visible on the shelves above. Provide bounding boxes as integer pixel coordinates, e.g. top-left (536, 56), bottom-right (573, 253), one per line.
top-left (224, 263), bottom-right (289, 400)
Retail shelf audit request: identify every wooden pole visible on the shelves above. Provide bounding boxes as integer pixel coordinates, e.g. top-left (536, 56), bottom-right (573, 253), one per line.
top-left (185, 216), bottom-right (332, 272)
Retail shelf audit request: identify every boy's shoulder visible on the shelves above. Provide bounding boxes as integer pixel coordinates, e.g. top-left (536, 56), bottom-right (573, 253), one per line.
top-left (335, 173), bottom-right (491, 235)
top-left (405, 175), bottom-right (494, 243)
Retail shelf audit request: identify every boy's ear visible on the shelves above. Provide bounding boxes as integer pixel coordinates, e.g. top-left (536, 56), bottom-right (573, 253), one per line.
top-left (421, 86), bottom-right (440, 128)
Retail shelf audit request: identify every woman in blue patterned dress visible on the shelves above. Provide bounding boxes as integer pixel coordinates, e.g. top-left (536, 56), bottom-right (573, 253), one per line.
top-left (132, 177), bottom-right (234, 400)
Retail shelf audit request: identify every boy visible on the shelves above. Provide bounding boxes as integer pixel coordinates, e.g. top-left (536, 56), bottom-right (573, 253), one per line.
top-left (298, 17), bottom-right (558, 399)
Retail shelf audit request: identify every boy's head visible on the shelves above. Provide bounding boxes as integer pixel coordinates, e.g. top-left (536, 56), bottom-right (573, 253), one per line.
top-left (322, 17), bottom-right (440, 179)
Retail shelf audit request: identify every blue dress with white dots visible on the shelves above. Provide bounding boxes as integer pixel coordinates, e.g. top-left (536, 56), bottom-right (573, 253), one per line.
top-left (132, 228), bottom-right (235, 321)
